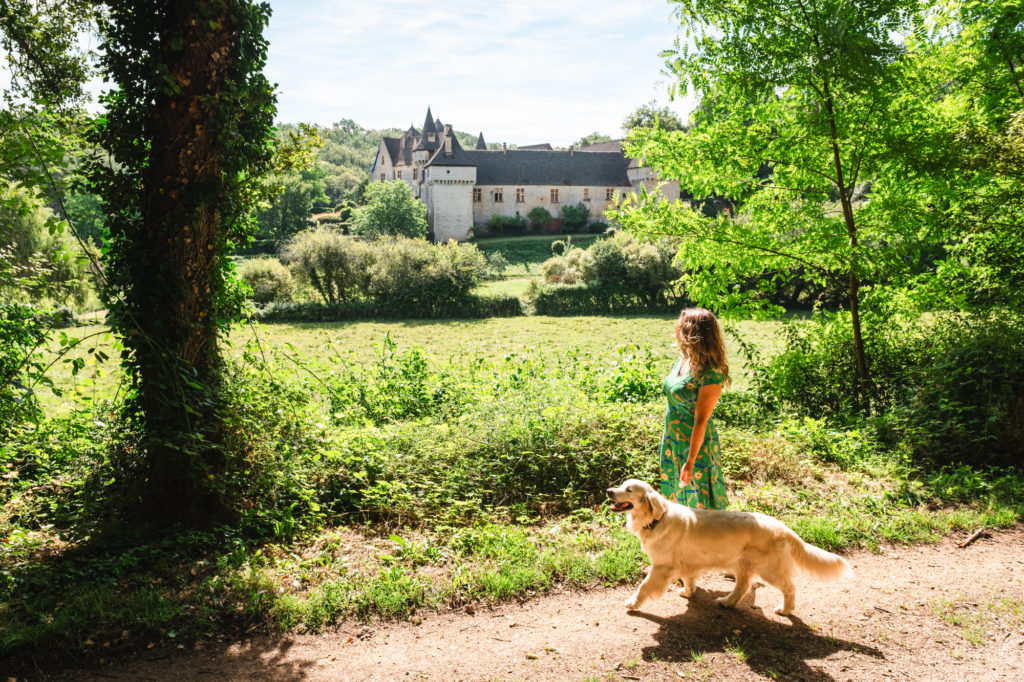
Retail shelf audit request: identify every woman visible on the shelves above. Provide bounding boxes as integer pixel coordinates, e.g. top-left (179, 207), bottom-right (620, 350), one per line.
top-left (659, 307), bottom-right (731, 509)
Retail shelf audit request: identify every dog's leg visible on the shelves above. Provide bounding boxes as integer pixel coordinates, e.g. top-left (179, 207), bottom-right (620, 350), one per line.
top-left (679, 572), bottom-right (699, 598)
top-left (625, 565), bottom-right (673, 610)
top-left (773, 578), bottom-right (796, 615)
top-left (716, 572), bottom-right (752, 609)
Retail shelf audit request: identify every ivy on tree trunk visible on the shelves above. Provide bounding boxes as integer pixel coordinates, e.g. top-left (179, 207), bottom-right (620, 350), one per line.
top-left (88, 0), bottom-right (276, 523)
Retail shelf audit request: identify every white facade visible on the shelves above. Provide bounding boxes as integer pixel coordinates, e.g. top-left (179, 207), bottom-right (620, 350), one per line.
top-left (368, 108), bottom-right (677, 242)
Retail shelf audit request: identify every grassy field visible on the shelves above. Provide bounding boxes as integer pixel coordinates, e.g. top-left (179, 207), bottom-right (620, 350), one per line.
top-left (40, 315), bottom-right (788, 413)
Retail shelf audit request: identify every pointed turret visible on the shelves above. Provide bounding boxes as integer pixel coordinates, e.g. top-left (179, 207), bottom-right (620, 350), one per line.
top-left (475, 132), bottom-right (486, 150)
top-left (435, 117), bottom-right (443, 131)
top-left (421, 107), bottom-right (437, 137)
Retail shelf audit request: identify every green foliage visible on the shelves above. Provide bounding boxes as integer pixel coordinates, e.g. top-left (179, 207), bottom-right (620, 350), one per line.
top-left (483, 214), bottom-right (528, 236)
top-left (366, 237), bottom-right (488, 309)
top-left (0, 303), bottom-right (48, 436)
top-left (237, 257), bottom-right (294, 305)
top-left (254, 294), bottom-right (524, 322)
top-left (281, 229), bottom-right (371, 304)
top-left (0, 186), bottom-right (93, 308)
top-left (537, 230), bottom-right (683, 311)
top-left (255, 165), bottom-right (329, 242)
top-left (559, 202), bottom-right (590, 234)
top-left (527, 206), bottom-right (553, 233)
top-left (573, 132), bottom-right (613, 148)
top-left (350, 181), bottom-right (428, 239)
top-left (622, 100), bottom-right (685, 133)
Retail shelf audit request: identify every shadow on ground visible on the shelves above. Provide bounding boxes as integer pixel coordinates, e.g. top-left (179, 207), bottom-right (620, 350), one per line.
top-left (630, 584), bottom-right (884, 681)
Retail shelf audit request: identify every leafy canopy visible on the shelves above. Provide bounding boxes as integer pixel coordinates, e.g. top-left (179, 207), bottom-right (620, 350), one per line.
top-left (351, 180), bottom-right (428, 239)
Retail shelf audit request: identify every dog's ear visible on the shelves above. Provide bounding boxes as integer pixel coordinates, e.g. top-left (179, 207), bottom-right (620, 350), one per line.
top-left (647, 491), bottom-right (669, 520)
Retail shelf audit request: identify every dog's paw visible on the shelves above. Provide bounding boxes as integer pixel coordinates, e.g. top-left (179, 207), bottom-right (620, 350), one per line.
top-left (624, 598), bottom-right (641, 610)
top-left (774, 604), bottom-right (793, 616)
top-left (715, 596), bottom-right (737, 609)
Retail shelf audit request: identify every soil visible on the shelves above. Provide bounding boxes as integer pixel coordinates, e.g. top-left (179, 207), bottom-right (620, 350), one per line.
top-left (9, 525), bottom-right (1024, 681)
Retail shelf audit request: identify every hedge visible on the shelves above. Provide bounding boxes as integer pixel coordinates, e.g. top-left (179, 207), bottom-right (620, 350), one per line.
top-left (254, 294), bottom-right (524, 322)
top-left (531, 284), bottom-right (689, 316)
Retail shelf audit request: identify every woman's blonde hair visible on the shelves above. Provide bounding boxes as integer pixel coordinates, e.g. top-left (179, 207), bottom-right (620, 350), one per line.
top-left (675, 307), bottom-right (731, 385)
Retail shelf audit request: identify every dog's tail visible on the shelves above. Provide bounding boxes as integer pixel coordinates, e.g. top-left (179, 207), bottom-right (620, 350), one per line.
top-left (789, 534), bottom-right (852, 582)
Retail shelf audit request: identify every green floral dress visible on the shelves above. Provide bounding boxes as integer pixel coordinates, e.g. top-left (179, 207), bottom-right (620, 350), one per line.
top-left (659, 357), bottom-right (728, 509)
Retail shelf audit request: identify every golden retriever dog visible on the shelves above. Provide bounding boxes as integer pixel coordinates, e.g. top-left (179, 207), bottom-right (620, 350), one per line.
top-left (607, 479), bottom-right (851, 615)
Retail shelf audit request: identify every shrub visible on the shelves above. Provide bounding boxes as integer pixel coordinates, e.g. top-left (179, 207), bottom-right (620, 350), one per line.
top-left (366, 238), bottom-right (488, 311)
top-left (587, 221), bottom-right (609, 234)
top-left (540, 247), bottom-right (591, 285)
top-left (485, 214), bottom-right (528, 236)
top-left (888, 313), bottom-right (1024, 470)
top-left (527, 206), bottom-right (553, 233)
top-left (484, 251), bottom-right (509, 280)
top-left (550, 239), bottom-right (568, 257)
top-left (238, 257), bottom-right (295, 305)
top-left (560, 202), bottom-right (590, 234)
top-left (281, 229), bottom-right (372, 304)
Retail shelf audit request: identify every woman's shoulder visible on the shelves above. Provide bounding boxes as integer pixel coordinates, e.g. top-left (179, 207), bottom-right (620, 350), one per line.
top-left (697, 365), bottom-right (726, 386)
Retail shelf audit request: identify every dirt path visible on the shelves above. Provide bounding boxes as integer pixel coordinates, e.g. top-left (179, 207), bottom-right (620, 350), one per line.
top-left (16, 526), bottom-right (1024, 681)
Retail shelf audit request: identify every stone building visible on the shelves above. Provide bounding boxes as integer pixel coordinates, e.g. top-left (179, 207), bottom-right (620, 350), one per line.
top-left (369, 107), bottom-right (679, 242)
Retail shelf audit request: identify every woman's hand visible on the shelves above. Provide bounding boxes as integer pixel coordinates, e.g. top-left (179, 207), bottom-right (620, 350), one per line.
top-left (679, 460), bottom-right (695, 486)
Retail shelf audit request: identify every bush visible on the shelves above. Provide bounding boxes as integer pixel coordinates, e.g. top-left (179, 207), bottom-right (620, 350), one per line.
top-left (560, 202), bottom-right (590, 234)
top-left (281, 229), bottom-right (372, 304)
top-left (485, 214), bottom-right (528, 236)
top-left (587, 221), bottom-right (609, 234)
top-left (484, 251), bottom-right (509, 280)
top-left (238, 257), bottom-right (295, 305)
top-left (744, 310), bottom-right (1024, 470)
top-left (550, 239), bottom-right (568, 257)
top-left (254, 294), bottom-right (523, 322)
top-left (540, 247), bottom-right (591, 285)
top-left (527, 207), bottom-right (553, 233)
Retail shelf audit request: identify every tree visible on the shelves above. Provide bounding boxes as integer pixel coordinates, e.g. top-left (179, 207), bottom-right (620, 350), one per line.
top-left (255, 166), bottom-right (329, 241)
top-left (573, 132), bottom-right (612, 148)
top-left (622, 100), bottom-right (685, 133)
top-left (86, 0), bottom-right (278, 522)
top-left (350, 180), bottom-right (428, 238)
top-left (613, 0), bottom-right (926, 414)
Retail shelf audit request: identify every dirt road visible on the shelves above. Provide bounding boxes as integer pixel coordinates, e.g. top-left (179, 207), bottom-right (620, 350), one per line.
top-left (15, 526), bottom-right (1024, 681)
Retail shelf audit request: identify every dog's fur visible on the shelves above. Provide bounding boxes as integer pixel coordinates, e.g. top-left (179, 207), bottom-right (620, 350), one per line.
top-left (607, 478), bottom-right (851, 615)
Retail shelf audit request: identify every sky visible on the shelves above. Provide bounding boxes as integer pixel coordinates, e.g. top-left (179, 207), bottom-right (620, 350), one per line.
top-left (0, 1), bottom-right (695, 148)
top-left (264, 0), bottom-right (696, 146)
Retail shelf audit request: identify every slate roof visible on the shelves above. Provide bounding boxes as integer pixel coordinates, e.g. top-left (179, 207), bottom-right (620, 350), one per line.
top-left (465, 149), bottom-right (631, 186)
top-left (578, 140), bottom-right (623, 153)
top-left (382, 137), bottom-right (401, 163)
top-left (518, 143), bottom-right (553, 151)
top-left (426, 132), bottom-right (477, 168)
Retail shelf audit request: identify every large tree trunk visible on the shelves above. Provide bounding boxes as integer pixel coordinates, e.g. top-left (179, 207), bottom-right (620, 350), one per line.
top-left (130, 4), bottom-right (239, 522)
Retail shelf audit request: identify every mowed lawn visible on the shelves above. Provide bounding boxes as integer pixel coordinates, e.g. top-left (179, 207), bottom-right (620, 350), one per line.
top-left (39, 315), bottom-right (789, 413)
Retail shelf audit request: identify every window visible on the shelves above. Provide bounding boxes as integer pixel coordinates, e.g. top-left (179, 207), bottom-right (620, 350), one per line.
top-left (380, 173), bottom-right (385, 182)
top-left (605, 188), bottom-right (614, 201)
top-left (397, 169), bottom-right (402, 179)
top-left (473, 188), bottom-right (482, 202)
top-left (413, 168), bottom-right (418, 179)
top-left (583, 188), bottom-right (590, 201)
top-left (550, 188), bottom-right (559, 203)
top-left (493, 189), bottom-right (503, 203)
top-left (516, 188), bottom-right (524, 203)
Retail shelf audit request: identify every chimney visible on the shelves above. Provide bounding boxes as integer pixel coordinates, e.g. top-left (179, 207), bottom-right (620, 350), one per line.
top-left (570, 146), bottom-right (575, 155)
top-left (502, 142), bottom-right (507, 154)
top-left (444, 136), bottom-right (452, 154)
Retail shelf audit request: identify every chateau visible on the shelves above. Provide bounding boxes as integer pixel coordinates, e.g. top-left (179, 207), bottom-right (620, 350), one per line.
top-left (369, 107), bottom-right (680, 242)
